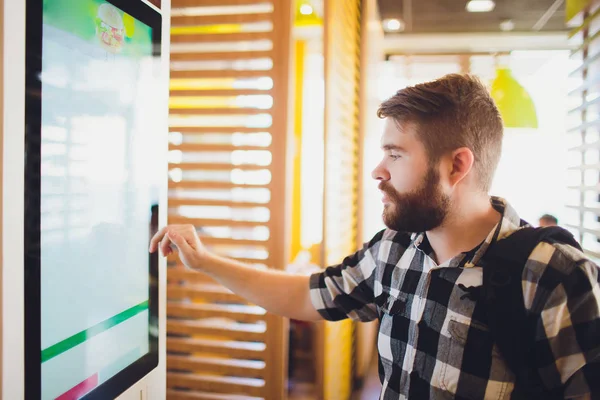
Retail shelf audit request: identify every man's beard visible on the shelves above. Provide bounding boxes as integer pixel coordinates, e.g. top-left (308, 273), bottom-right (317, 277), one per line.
top-left (379, 168), bottom-right (450, 233)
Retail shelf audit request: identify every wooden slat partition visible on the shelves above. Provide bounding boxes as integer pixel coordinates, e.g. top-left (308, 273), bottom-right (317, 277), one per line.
top-left (167, 319), bottom-right (266, 342)
top-left (354, 0), bottom-right (383, 383)
top-left (321, 0), bottom-right (362, 399)
top-left (171, 32), bottom-right (273, 43)
top-left (167, 0), bottom-right (292, 398)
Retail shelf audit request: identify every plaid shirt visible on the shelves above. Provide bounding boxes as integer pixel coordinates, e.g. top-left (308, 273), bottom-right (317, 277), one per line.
top-left (310, 197), bottom-right (600, 399)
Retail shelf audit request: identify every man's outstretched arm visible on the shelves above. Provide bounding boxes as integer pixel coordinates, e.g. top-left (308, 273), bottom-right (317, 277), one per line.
top-left (150, 224), bottom-right (322, 321)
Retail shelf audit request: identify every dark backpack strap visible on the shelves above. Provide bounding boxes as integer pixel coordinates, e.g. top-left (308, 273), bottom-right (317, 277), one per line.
top-left (482, 226), bottom-right (581, 399)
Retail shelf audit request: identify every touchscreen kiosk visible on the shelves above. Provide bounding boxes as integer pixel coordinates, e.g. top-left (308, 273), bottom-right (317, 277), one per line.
top-left (19, 0), bottom-right (167, 398)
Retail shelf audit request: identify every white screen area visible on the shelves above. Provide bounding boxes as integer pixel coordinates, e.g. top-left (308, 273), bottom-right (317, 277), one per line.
top-left (39, 2), bottom-right (161, 399)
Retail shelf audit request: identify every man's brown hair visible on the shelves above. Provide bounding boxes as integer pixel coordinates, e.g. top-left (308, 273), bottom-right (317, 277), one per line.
top-left (377, 74), bottom-right (503, 192)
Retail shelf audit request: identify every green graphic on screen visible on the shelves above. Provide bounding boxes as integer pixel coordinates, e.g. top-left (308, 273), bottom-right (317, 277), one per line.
top-left (40, 1), bottom-right (160, 399)
top-left (43, 0), bottom-right (152, 56)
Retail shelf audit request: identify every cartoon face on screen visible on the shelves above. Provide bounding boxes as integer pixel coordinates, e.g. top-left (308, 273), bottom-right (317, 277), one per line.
top-left (95, 3), bottom-right (125, 53)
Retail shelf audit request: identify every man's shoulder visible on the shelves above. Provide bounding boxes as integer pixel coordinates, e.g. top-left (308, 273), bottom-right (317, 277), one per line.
top-left (527, 237), bottom-right (592, 277)
top-left (494, 226), bottom-right (591, 278)
top-left (523, 238), bottom-right (598, 311)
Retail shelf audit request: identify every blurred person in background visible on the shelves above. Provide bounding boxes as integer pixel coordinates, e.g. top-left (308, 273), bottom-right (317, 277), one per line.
top-left (539, 213), bottom-right (558, 227)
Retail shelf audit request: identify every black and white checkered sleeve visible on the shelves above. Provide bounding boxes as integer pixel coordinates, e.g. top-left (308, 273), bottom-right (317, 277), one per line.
top-left (531, 250), bottom-right (600, 398)
top-left (308, 230), bottom-right (385, 322)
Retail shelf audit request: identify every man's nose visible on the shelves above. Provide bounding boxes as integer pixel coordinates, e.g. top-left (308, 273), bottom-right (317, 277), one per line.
top-left (371, 162), bottom-right (389, 181)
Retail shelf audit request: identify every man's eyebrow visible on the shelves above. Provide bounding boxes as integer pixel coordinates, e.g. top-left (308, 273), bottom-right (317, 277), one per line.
top-left (381, 144), bottom-right (407, 151)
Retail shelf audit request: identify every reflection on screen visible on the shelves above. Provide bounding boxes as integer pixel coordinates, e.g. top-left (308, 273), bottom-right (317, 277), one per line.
top-left (40, 1), bottom-right (161, 398)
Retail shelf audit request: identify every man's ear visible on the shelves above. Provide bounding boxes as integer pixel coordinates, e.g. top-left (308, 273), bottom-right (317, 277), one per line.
top-left (448, 147), bottom-right (474, 187)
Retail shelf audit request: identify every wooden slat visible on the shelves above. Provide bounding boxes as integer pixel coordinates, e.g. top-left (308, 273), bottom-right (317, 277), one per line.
top-left (169, 255), bottom-right (269, 267)
top-left (172, 0), bottom-right (271, 7)
top-left (171, 13), bottom-right (273, 27)
top-left (167, 283), bottom-right (248, 304)
top-left (171, 50), bottom-right (273, 62)
top-left (166, 389), bottom-right (262, 400)
top-left (167, 302), bottom-right (266, 323)
top-left (169, 107), bottom-right (271, 116)
top-left (168, 198), bottom-right (270, 208)
top-left (166, 319), bottom-right (266, 342)
top-left (169, 259), bottom-right (269, 268)
top-left (169, 162), bottom-right (269, 171)
top-left (167, 337), bottom-right (266, 360)
top-left (167, 372), bottom-right (265, 397)
top-left (167, 268), bottom-right (217, 283)
top-left (169, 127), bottom-right (269, 134)
top-left (167, 268), bottom-right (269, 286)
top-left (169, 181), bottom-right (271, 190)
top-left (170, 69), bottom-right (272, 79)
top-left (170, 31), bottom-right (273, 44)
top-left (168, 216), bottom-right (268, 228)
top-left (170, 89), bottom-right (272, 97)
top-left (201, 237), bottom-right (269, 247)
top-left (168, 355), bottom-right (265, 378)
top-left (169, 143), bottom-right (270, 152)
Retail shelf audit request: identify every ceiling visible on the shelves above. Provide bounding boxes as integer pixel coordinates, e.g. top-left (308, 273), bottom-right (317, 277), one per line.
top-left (377, 0), bottom-right (568, 34)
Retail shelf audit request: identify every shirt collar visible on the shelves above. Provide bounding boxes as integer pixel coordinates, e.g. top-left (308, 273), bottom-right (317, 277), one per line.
top-left (411, 196), bottom-right (525, 268)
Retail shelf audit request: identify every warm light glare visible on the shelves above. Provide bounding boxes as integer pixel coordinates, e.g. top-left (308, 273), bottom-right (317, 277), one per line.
top-left (383, 18), bottom-right (403, 31)
top-left (466, 0), bottom-right (495, 12)
top-left (500, 19), bottom-right (515, 31)
top-left (300, 4), bottom-right (313, 15)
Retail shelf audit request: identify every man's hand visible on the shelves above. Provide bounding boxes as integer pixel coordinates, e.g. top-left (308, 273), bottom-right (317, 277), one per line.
top-left (149, 224), bottom-right (207, 270)
top-left (148, 223), bottom-right (322, 321)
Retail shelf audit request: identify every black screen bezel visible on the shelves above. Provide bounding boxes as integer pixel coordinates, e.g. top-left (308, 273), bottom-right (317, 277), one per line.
top-left (24, 1), bottom-right (161, 399)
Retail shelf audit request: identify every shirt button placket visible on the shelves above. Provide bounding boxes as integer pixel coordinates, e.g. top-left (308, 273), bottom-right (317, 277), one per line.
top-left (410, 267), bottom-right (433, 376)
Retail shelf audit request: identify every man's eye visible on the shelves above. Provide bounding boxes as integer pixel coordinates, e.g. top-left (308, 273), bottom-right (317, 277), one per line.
top-left (389, 154), bottom-right (401, 160)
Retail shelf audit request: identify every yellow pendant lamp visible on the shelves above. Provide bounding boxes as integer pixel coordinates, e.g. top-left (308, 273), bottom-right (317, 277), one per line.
top-left (490, 67), bottom-right (538, 129)
top-left (295, 0), bottom-right (323, 26)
